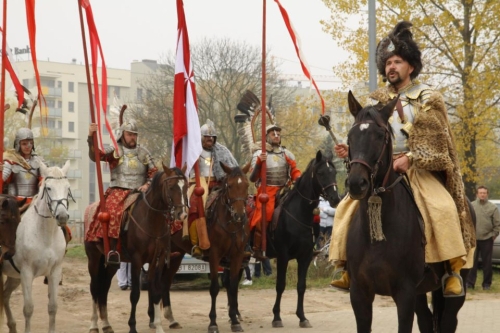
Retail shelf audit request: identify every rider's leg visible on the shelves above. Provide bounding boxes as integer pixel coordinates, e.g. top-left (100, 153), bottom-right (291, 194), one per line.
top-left (252, 224), bottom-right (268, 260)
top-left (189, 219), bottom-right (203, 259)
top-left (444, 257), bottom-right (464, 295)
top-left (330, 260), bottom-right (350, 290)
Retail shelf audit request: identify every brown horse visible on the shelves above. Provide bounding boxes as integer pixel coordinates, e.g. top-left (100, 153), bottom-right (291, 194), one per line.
top-left (146, 162), bottom-right (250, 333)
top-left (85, 165), bottom-right (188, 333)
top-left (0, 194), bottom-right (22, 329)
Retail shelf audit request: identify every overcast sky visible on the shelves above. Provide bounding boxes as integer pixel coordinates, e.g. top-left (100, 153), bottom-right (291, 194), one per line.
top-left (5, 0), bottom-right (351, 89)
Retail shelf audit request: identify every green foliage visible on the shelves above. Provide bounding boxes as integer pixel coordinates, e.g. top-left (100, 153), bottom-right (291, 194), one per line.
top-left (321, 0), bottom-right (500, 198)
top-left (65, 245), bottom-right (87, 259)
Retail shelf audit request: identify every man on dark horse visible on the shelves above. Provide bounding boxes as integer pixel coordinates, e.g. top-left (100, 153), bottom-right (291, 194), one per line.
top-left (86, 119), bottom-right (157, 264)
top-left (188, 119), bottom-right (238, 259)
top-left (249, 124), bottom-right (301, 260)
top-left (329, 21), bottom-right (475, 296)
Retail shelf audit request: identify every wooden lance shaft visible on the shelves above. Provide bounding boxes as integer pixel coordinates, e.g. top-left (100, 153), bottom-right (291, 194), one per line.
top-left (77, 0), bottom-right (110, 257)
top-left (259, 0), bottom-right (268, 255)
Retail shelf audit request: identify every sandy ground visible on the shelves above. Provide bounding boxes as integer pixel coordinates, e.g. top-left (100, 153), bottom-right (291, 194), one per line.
top-left (2, 257), bottom-right (498, 333)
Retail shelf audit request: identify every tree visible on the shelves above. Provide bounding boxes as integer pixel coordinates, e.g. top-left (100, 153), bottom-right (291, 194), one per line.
top-left (128, 37), bottom-right (296, 165)
top-left (321, 0), bottom-right (500, 198)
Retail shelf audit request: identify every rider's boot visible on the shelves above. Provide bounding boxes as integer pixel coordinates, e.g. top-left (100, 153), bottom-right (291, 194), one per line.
top-left (189, 220), bottom-right (203, 260)
top-left (252, 229), bottom-right (268, 261)
top-left (444, 257), bottom-right (464, 296)
top-left (107, 238), bottom-right (120, 265)
top-left (330, 261), bottom-right (350, 291)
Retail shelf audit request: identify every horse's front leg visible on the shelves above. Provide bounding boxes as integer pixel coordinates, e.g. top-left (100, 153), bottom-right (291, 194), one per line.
top-left (392, 282), bottom-right (417, 333)
top-left (3, 276), bottom-right (21, 333)
top-left (47, 266), bottom-right (63, 333)
top-left (208, 257), bottom-right (221, 333)
top-left (20, 270), bottom-right (35, 333)
top-left (295, 255), bottom-right (312, 328)
top-left (162, 257), bottom-right (183, 329)
top-left (227, 258), bottom-right (244, 332)
top-left (350, 280), bottom-right (375, 333)
top-left (272, 256), bottom-right (289, 327)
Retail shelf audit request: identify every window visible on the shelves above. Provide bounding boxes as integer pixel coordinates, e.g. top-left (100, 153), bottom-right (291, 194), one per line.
top-left (68, 82), bottom-right (74, 92)
top-left (41, 79), bottom-right (55, 87)
top-left (68, 121), bottom-right (75, 132)
top-left (57, 101), bottom-right (62, 108)
top-left (137, 88), bottom-right (143, 102)
top-left (68, 101), bottom-right (75, 112)
top-left (48, 120), bottom-right (56, 128)
top-left (22, 79), bottom-right (29, 88)
top-left (58, 121), bottom-right (62, 129)
top-left (46, 99), bottom-right (55, 108)
top-left (57, 81), bottom-right (62, 88)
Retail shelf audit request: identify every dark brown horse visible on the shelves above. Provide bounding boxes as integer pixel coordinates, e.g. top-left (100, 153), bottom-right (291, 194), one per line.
top-left (146, 162), bottom-right (251, 333)
top-left (345, 91), bottom-right (472, 333)
top-left (85, 165), bottom-right (188, 333)
top-left (0, 194), bottom-right (22, 329)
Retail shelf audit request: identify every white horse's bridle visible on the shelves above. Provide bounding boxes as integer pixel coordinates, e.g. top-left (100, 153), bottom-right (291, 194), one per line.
top-left (36, 176), bottom-right (75, 219)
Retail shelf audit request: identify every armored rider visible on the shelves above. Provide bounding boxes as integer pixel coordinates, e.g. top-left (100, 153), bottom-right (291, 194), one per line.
top-left (87, 119), bottom-right (157, 264)
top-left (329, 21), bottom-right (475, 296)
top-left (188, 120), bottom-right (238, 259)
top-left (249, 124), bottom-right (301, 259)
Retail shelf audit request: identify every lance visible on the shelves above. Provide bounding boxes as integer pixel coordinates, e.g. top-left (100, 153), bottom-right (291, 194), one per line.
top-left (77, 0), bottom-right (110, 258)
top-left (259, 0), bottom-right (269, 256)
top-left (0, 0), bottom-right (7, 190)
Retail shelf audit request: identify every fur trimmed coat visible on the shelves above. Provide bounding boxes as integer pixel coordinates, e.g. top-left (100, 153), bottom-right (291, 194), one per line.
top-left (370, 86), bottom-right (476, 254)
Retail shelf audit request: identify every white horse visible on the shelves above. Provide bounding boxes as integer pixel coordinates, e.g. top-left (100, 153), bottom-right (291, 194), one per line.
top-left (2, 160), bottom-right (72, 333)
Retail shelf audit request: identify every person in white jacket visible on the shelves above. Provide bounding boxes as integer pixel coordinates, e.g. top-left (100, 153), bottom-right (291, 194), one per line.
top-left (317, 197), bottom-right (335, 248)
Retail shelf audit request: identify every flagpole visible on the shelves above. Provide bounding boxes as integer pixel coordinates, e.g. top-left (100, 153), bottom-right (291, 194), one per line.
top-left (0, 0), bottom-right (8, 190)
top-left (259, 0), bottom-right (268, 256)
top-left (77, 0), bottom-right (109, 253)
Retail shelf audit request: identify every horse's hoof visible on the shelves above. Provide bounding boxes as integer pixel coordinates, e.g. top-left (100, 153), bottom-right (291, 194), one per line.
top-left (169, 321), bottom-right (182, 329)
top-left (272, 320), bottom-right (284, 328)
top-left (102, 326), bottom-right (114, 333)
top-left (149, 322), bottom-right (156, 329)
top-left (231, 324), bottom-right (244, 332)
top-left (299, 320), bottom-right (312, 328)
top-left (208, 325), bottom-right (219, 333)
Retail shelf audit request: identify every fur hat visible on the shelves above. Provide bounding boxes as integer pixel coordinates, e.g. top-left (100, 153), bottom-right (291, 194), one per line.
top-left (376, 21), bottom-right (422, 80)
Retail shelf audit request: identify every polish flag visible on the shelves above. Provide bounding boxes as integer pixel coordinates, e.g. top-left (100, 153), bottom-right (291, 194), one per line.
top-left (170, 0), bottom-right (201, 177)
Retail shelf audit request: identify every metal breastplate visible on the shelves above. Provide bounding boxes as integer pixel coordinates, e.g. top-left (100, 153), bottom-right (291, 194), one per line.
top-left (7, 157), bottom-right (40, 197)
top-left (198, 149), bottom-right (213, 177)
top-left (110, 146), bottom-right (147, 189)
top-left (266, 151), bottom-right (289, 186)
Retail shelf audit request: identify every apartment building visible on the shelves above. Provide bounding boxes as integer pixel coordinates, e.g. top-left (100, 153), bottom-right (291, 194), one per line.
top-left (7, 59), bottom-right (158, 241)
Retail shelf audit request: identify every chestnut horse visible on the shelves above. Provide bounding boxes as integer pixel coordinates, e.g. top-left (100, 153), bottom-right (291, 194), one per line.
top-left (145, 162), bottom-right (251, 333)
top-left (345, 91), bottom-right (473, 333)
top-left (85, 165), bottom-right (188, 333)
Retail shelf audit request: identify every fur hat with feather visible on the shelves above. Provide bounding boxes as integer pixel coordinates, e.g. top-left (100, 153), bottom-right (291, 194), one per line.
top-left (376, 21), bottom-right (422, 80)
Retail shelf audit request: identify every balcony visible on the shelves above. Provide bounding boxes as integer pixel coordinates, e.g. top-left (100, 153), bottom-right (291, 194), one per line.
top-left (39, 107), bottom-right (62, 118)
top-left (67, 169), bottom-right (82, 179)
top-left (69, 210), bottom-right (82, 220)
top-left (42, 86), bottom-right (62, 97)
top-left (67, 150), bottom-right (82, 159)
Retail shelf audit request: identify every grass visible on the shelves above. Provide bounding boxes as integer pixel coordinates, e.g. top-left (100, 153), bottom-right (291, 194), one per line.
top-left (65, 244), bottom-right (87, 259)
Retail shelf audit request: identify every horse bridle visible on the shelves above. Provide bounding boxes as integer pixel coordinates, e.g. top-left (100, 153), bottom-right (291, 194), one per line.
top-left (36, 176), bottom-right (75, 219)
top-left (348, 109), bottom-right (393, 194)
top-left (295, 161), bottom-right (338, 205)
top-left (221, 180), bottom-right (248, 223)
top-left (142, 174), bottom-right (188, 221)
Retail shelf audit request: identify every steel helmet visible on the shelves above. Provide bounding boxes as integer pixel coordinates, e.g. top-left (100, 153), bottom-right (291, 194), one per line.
top-left (265, 124), bottom-right (281, 133)
top-left (13, 127), bottom-right (35, 152)
top-left (115, 119), bottom-right (139, 142)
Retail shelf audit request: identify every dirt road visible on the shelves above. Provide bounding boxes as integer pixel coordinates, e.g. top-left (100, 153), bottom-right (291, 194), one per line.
top-left (3, 257), bottom-right (499, 333)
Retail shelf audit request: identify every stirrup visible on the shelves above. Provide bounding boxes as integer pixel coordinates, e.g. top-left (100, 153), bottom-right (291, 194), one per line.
top-left (441, 272), bottom-right (465, 298)
top-left (191, 245), bottom-right (203, 259)
top-left (106, 250), bottom-right (120, 266)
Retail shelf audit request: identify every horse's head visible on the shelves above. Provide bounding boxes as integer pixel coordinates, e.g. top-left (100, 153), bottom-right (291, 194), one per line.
top-left (220, 161), bottom-right (250, 223)
top-left (310, 150), bottom-right (341, 208)
top-left (346, 91), bottom-right (397, 200)
top-left (38, 160), bottom-right (74, 226)
top-left (161, 163), bottom-right (188, 221)
top-left (0, 195), bottom-right (21, 260)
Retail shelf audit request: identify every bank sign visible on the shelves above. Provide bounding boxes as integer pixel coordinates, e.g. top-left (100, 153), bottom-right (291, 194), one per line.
top-left (0, 46), bottom-right (30, 56)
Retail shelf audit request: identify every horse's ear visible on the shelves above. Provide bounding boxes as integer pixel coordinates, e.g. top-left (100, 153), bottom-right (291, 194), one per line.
top-left (162, 163), bottom-right (173, 176)
top-left (39, 160), bottom-right (48, 177)
top-left (348, 90), bottom-right (363, 118)
top-left (62, 160), bottom-right (71, 175)
top-left (181, 163), bottom-right (187, 176)
top-left (241, 161), bottom-right (251, 174)
top-left (380, 95), bottom-right (399, 123)
top-left (220, 161), bottom-right (232, 175)
top-left (316, 150), bottom-right (323, 163)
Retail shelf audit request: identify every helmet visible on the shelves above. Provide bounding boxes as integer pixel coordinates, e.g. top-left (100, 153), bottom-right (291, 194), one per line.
top-left (115, 119), bottom-right (138, 142)
top-left (200, 119), bottom-right (217, 144)
top-left (266, 124), bottom-right (281, 133)
top-left (13, 128), bottom-right (35, 152)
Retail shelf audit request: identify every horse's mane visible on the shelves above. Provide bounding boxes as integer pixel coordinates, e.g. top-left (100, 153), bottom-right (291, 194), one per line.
top-left (355, 105), bottom-right (395, 138)
top-left (39, 166), bottom-right (66, 189)
top-left (150, 167), bottom-right (185, 188)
